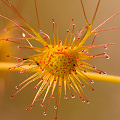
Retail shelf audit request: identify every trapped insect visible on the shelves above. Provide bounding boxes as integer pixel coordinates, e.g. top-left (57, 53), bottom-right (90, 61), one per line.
top-left (0, 0), bottom-right (120, 119)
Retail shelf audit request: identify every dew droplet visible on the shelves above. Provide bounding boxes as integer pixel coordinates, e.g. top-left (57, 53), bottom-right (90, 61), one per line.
top-left (8, 68), bottom-right (11, 70)
top-left (82, 99), bottom-right (85, 103)
top-left (82, 84), bottom-right (85, 88)
top-left (93, 66), bottom-right (96, 69)
top-left (95, 33), bottom-right (98, 36)
top-left (90, 80), bottom-right (94, 84)
top-left (53, 22), bottom-right (55, 26)
top-left (5, 38), bottom-right (8, 41)
top-left (87, 101), bottom-right (90, 104)
top-left (73, 24), bottom-right (76, 27)
top-left (45, 45), bottom-right (48, 47)
top-left (54, 105), bottom-right (57, 109)
top-left (41, 103), bottom-right (44, 107)
top-left (22, 33), bottom-right (26, 37)
top-left (81, 50), bottom-right (84, 53)
top-left (103, 72), bottom-right (107, 75)
top-left (64, 95), bottom-right (68, 99)
top-left (52, 95), bottom-right (54, 98)
top-left (30, 105), bottom-right (33, 109)
top-left (15, 86), bottom-right (19, 89)
top-left (71, 95), bottom-right (75, 98)
top-left (17, 46), bottom-right (21, 49)
top-left (67, 30), bottom-right (70, 33)
top-left (34, 86), bottom-right (37, 89)
top-left (104, 45), bottom-right (108, 50)
top-left (43, 112), bottom-right (47, 116)
top-left (103, 52), bottom-right (107, 56)
top-left (106, 55), bottom-right (110, 59)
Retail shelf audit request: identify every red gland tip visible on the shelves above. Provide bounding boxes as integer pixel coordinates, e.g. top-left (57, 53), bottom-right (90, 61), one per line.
top-left (93, 66), bottom-right (96, 69)
top-left (64, 95), bottom-right (68, 99)
top-left (92, 89), bottom-right (95, 91)
top-left (73, 24), bottom-right (75, 27)
top-left (103, 72), bottom-right (107, 75)
top-left (59, 40), bottom-right (62, 43)
top-left (90, 80), bottom-right (94, 84)
top-left (81, 50), bottom-right (84, 53)
top-left (95, 33), bottom-right (98, 36)
top-left (43, 112), bottom-right (47, 116)
top-left (99, 72), bottom-right (102, 74)
top-left (65, 47), bottom-right (67, 49)
top-left (52, 19), bottom-right (54, 21)
top-left (82, 84), bottom-right (85, 88)
top-left (93, 55), bottom-right (95, 58)
top-left (26, 108), bottom-right (28, 111)
top-left (67, 30), bottom-right (70, 33)
top-left (6, 54), bottom-right (9, 57)
top-left (103, 52), bottom-right (107, 55)
top-left (18, 46), bottom-right (21, 49)
top-left (104, 45), bottom-right (108, 50)
top-left (34, 86), bottom-right (37, 89)
top-left (15, 86), bottom-right (19, 89)
top-left (41, 103), bottom-right (44, 107)
top-left (52, 95), bottom-right (54, 98)
top-left (87, 101), bottom-right (90, 104)
top-left (82, 99), bottom-right (85, 103)
top-left (75, 72), bottom-right (77, 75)
top-left (53, 22), bottom-right (55, 25)
top-left (30, 105), bottom-right (33, 109)
top-left (44, 36), bottom-right (47, 40)
top-left (54, 105), bottom-right (57, 109)
top-left (5, 38), bottom-right (8, 41)
top-left (71, 95), bottom-right (75, 98)
top-left (55, 117), bottom-right (57, 120)
top-left (86, 26), bottom-right (88, 29)
top-left (17, 59), bottom-right (20, 61)
top-left (8, 68), bottom-right (11, 70)
top-left (11, 95), bottom-right (14, 98)
top-left (106, 55), bottom-right (110, 59)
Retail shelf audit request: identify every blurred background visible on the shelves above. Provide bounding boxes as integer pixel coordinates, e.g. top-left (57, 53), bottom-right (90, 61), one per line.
top-left (0, 0), bottom-right (120, 120)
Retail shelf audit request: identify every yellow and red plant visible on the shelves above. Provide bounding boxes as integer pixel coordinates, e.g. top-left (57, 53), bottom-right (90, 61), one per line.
top-left (0, 0), bottom-right (120, 119)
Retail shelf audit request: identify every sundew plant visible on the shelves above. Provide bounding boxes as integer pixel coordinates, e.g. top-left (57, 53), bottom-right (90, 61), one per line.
top-left (0, 0), bottom-right (120, 119)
